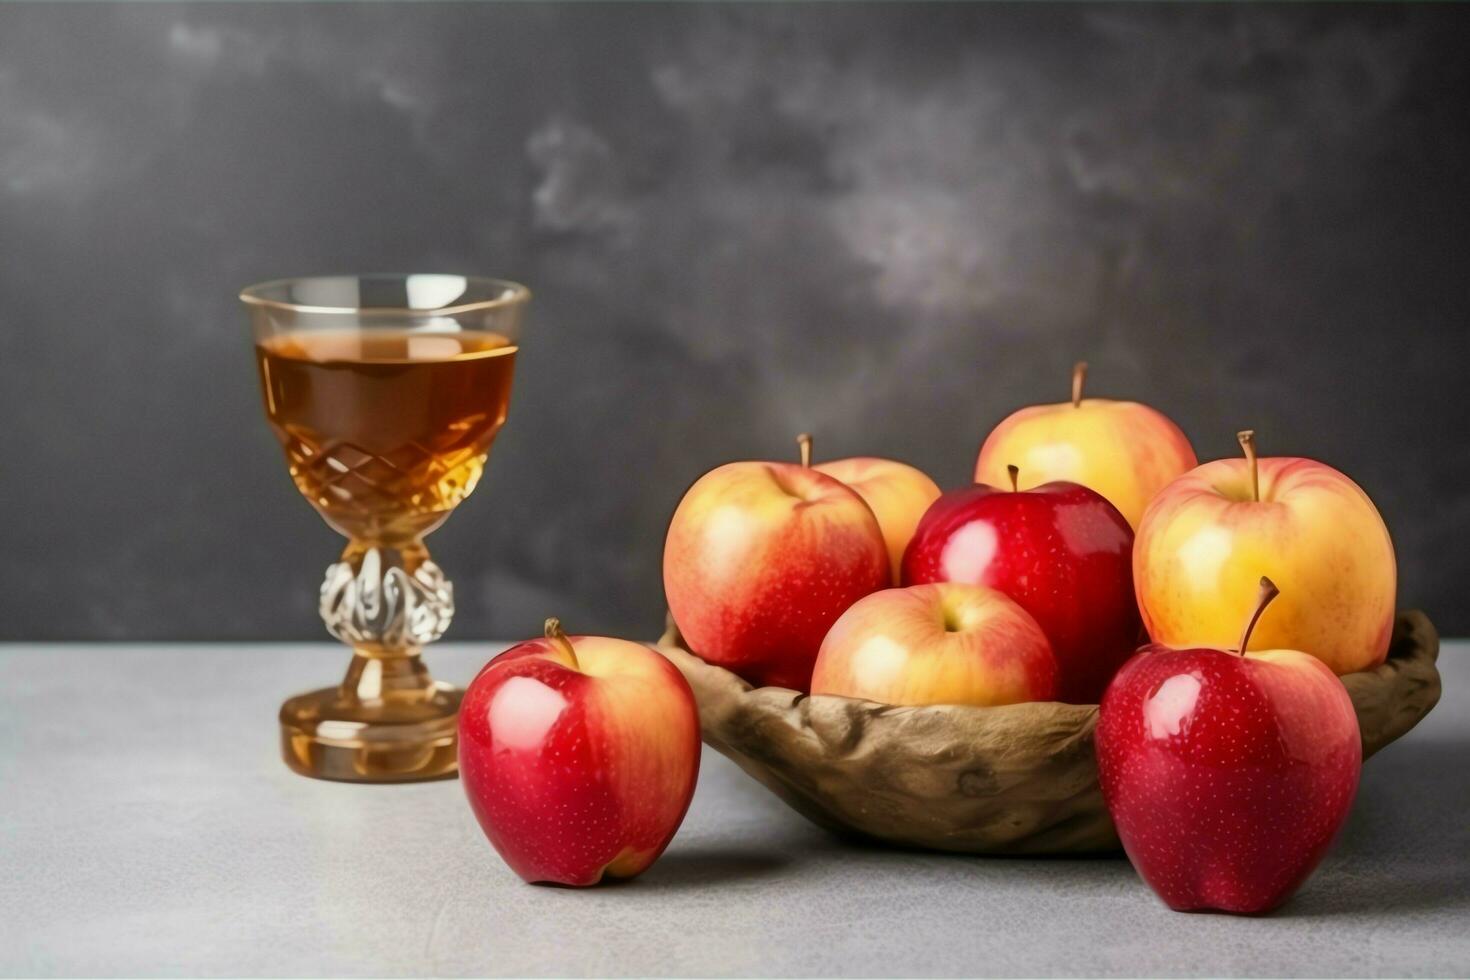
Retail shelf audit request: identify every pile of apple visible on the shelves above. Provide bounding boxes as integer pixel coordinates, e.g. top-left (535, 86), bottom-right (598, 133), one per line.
top-left (460, 364), bottom-right (1398, 914)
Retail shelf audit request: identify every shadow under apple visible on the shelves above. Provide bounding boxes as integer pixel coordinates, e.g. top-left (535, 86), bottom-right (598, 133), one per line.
top-left (622, 847), bottom-right (797, 891)
top-left (1275, 740), bottom-right (1470, 919)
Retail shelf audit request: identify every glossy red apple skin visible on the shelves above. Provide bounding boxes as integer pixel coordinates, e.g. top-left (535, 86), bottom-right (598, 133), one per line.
top-left (1096, 643), bottom-right (1361, 914)
top-left (458, 635), bottom-right (700, 887)
top-left (901, 480), bottom-right (1139, 704)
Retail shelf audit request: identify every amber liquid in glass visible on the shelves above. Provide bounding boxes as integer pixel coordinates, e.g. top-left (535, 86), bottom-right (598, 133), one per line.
top-left (256, 330), bottom-right (517, 543)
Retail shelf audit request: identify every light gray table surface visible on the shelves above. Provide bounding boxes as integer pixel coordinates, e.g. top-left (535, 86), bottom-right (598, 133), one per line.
top-left (1, 639), bottom-right (1465, 978)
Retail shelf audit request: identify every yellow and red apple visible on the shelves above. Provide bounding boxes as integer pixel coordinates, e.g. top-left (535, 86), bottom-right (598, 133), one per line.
top-left (808, 438), bottom-right (941, 580)
top-left (1134, 431), bottom-right (1396, 675)
top-left (663, 445), bottom-right (889, 691)
top-left (810, 582), bottom-right (1057, 706)
top-left (458, 620), bottom-right (701, 887)
top-left (975, 363), bottom-right (1197, 530)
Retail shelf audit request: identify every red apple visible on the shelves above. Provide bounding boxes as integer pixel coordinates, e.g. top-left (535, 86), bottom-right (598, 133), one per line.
top-left (1096, 579), bottom-right (1362, 914)
top-left (663, 438), bottom-right (890, 691)
top-left (458, 620), bottom-right (701, 886)
top-left (811, 582), bottom-right (1056, 706)
top-left (901, 466), bottom-right (1139, 704)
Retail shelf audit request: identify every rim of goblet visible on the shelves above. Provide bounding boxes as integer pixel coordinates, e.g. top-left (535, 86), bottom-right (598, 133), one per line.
top-left (238, 274), bottom-right (532, 316)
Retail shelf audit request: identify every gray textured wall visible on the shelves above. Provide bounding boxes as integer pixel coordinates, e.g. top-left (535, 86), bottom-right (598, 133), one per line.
top-left (1, 3), bottom-right (1466, 641)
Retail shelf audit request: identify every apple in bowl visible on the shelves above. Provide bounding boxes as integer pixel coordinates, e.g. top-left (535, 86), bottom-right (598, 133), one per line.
top-left (1134, 430), bottom-right (1396, 674)
top-left (902, 465), bottom-right (1139, 704)
top-left (810, 582), bottom-right (1057, 707)
top-left (458, 620), bottom-right (701, 887)
top-left (663, 438), bottom-right (889, 691)
top-left (1097, 579), bottom-right (1361, 914)
top-left (975, 362), bottom-right (1197, 530)
top-left (805, 435), bottom-right (941, 581)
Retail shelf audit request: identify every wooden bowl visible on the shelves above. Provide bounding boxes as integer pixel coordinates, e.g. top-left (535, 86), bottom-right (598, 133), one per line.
top-left (656, 611), bottom-right (1442, 855)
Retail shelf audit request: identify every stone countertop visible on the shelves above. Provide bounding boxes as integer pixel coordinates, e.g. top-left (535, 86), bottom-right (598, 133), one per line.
top-left (1, 640), bottom-right (1465, 977)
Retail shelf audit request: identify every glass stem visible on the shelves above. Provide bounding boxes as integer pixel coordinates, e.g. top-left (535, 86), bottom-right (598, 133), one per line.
top-left (319, 539), bottom-right (455, 655)
top-left (340, 651), bottom-right (436, 703)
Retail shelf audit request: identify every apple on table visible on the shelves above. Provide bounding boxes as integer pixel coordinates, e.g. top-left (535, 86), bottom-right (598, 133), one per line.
top-left (663, 436), bottom-right (891, 691)
top-left (902, 464), bottom-right (1140, 704)
top-left (810, 582), bottom-right (1057, 707)
top-left (975, 362), bottom-right (1197, 530)
top-left (458, 619), bottom-right (701, 887)
top-left (1097, 578), bottom-right (1362, 914)
top-left (1134, 430), bottom-right (1396, 674)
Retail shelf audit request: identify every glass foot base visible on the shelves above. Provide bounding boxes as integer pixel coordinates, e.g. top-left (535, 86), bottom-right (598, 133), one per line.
top-left (279, 680), bottom-right (463, 783)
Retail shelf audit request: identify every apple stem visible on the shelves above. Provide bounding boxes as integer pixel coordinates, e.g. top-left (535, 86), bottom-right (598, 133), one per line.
top-left (1237, 429), bottom-right (1259, 502)
top-left (544, 617), bottom-right (580, 670)
top-left (1236, 576), bottom-right (1280, 656)
top-left (1007, 464), bottom-right (1020, 493)
top-left (1072, 361), bottom-right (1088, 408)
top-left (797, 432), bottom-right (813, 468)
